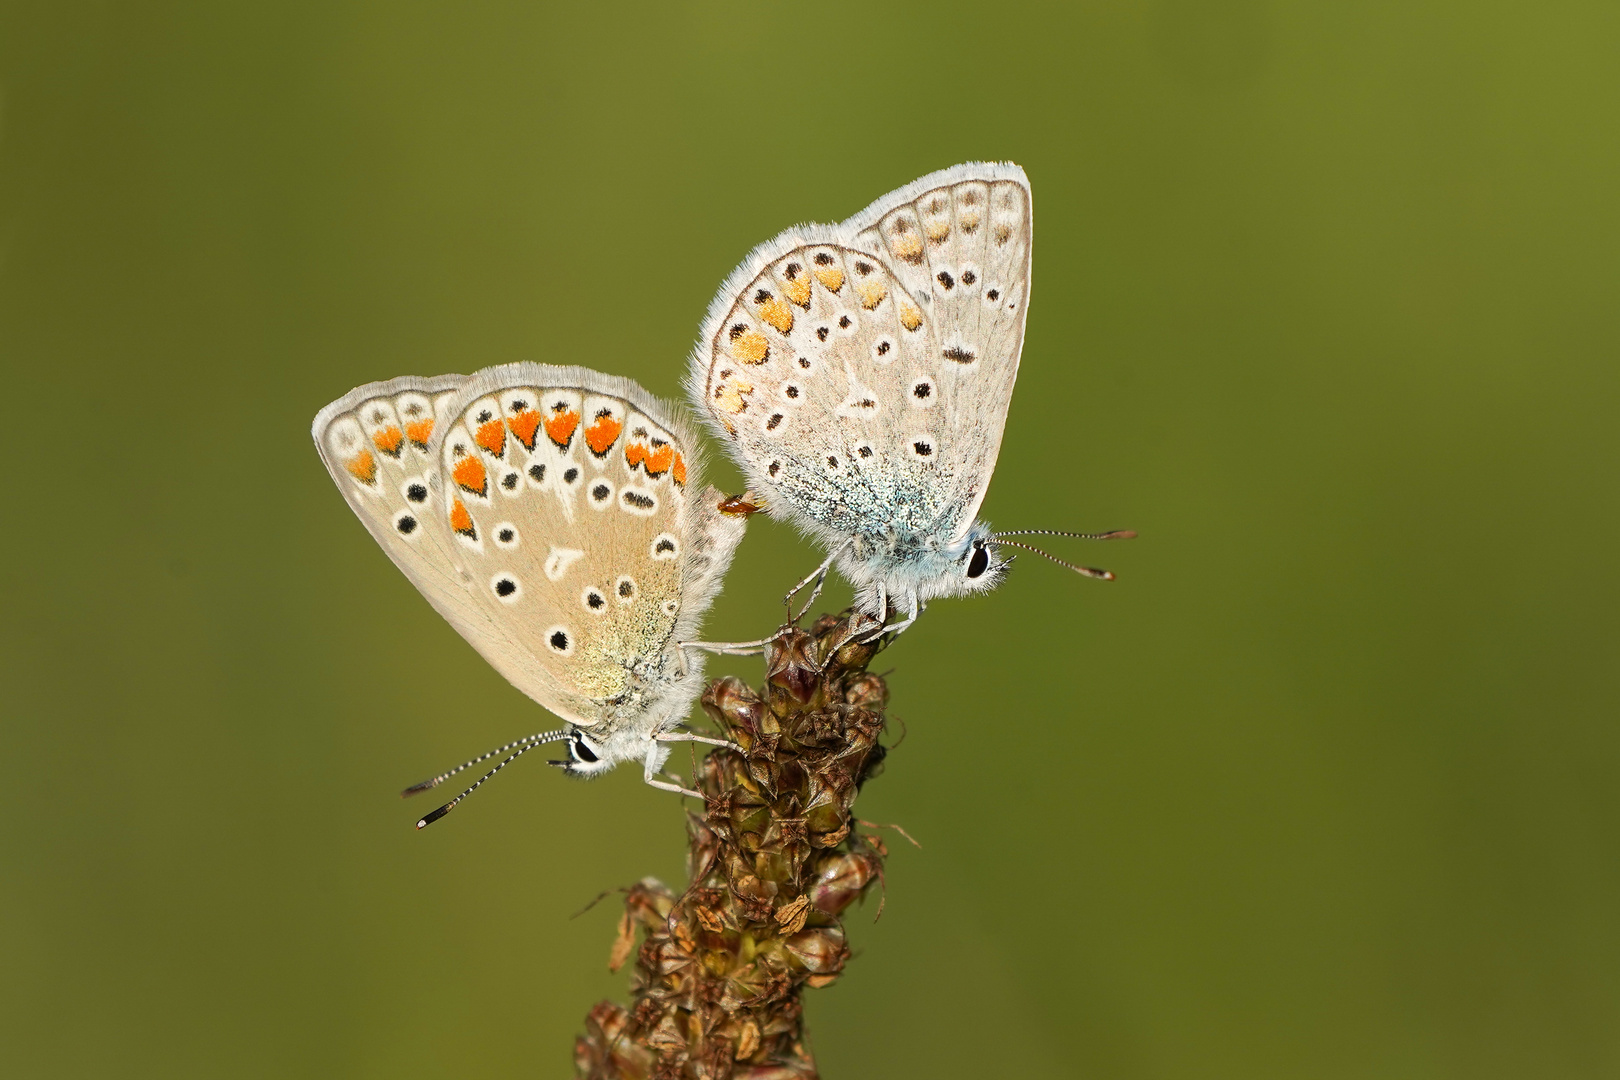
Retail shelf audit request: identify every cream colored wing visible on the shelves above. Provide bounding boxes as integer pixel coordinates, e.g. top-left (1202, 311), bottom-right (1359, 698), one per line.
top-left (430, 363), bottom-right (724, 727)
top-left (688, 162), bottom-right (1031, 545)
top-left (312, 374), bottom-right (518, 652)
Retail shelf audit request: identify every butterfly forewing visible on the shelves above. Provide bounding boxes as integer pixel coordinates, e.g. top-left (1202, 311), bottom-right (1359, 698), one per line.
top-left (430, 364), bottom-right (703, 724)
top-left (852, 173), bottom-right (1031, 531)
top-left (692, 162), bottom-right (1032, 546)
top-left (312, 374), bottom-right (517, 648)
top-left (705, 245), bottom-right (937, 537)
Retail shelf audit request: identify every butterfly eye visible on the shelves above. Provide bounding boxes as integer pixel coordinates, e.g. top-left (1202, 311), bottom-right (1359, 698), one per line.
top-left (571, 734), bottom-right (600, 764)
top-left (966, 545), bottom-right (991, 579)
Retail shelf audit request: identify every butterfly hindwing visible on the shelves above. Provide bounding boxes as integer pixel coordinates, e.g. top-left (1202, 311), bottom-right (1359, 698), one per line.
top-left (312, 374), bottom-right (518, 651)
top-left (430, 363), bottom-right (731, 729)
top-left (702, 243), bottom-right (941, 538)
top-left (690, 162), bottom-right (1032, 546)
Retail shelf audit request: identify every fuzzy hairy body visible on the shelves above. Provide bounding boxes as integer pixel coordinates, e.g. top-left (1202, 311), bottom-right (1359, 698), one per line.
top-left (312, 363), bottom-right (745, 786)
top-left (575, 615), bottom-right (890, 1080)
top-left (687, 162), bottom-right (1032, 623)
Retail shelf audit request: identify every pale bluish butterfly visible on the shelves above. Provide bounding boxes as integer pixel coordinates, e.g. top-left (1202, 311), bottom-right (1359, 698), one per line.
top-left (687, 162), bottom-right (1131, 636)
top-left (312, 363), bottom-right (745, 825)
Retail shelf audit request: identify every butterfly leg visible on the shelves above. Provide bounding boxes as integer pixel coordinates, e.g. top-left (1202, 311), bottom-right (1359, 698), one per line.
top-left (784, 540), bottom-right (853, 623)
top-left (854, 586), bottom-right (919, 642)
top-left (674, 634), bottom-right (784, 676)
top-left (657, 730), bottom-right (745, 754)
top-left (881, 589), bottom-right (922, 636)
top-left (640, 751), bottom-right (704, 798)
top-left (643, 774), bottom-right (704, 799)
top-left (848, 582), bottom-right (889, 642)
top-left (866, 582), bottom-right (889, 636)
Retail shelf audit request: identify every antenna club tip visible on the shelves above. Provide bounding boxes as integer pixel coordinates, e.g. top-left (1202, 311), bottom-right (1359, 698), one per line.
top-left (401, 780), bottom-right (437, 798)
top-left (1109, 530), bottom-right (1138, 540)
top-left (417, 803), bottom-right (455, 829)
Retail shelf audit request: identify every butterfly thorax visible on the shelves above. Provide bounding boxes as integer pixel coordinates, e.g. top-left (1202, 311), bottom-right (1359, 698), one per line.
top-left (689, 162), bottom-right (1031, 630)
top-left (574, 641), bottom-right (692, 732)
top-left (846, 525), bottom-right (950, 570)
top-left (314, 365), bottom-right (747, 789)
top-left (836, 517), bottom-right (1006, 609)
top-left (558, 640), bottom-right (704, 779)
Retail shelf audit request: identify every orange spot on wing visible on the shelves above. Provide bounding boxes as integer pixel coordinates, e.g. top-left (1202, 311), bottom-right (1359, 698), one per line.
top-left (585, 413), bottom-right (623, 457)
top-left (713, 382), bottom-right (750, 414)
top-left (404, 418), bottom-right (434, 449)
top-left (644, 443), bottom-right (673, 477)
top-left (889, 232), bottom-right (924, 265)
top-left (345, 449), bottom-right (377, 484)
top-left (545, 408), bottom-right (580, 449)
top-left (757, 297), bottom-right (794, 335)
top-left (507, 409), bottom-right (541, 450)
top-left (781, 275), bottom-right (811, 309)
top-left (730, 330), bottom-right (770, 365)
top-left (899, 302), bottom-right (923, 331)
top-left (451, 455), bottom-right (487, 496)
top-left (449, 499), bottom-right (475, 537)
top-left (371, 426), bottom-right (403, 456)
top-left (856, 281), bottom-right (888, 310)
top-left (672, 453), bottom-right (687, 487)
top-left (475, 418), bottom-right (506, 457)
top-left (624, 440), bottom-right (648, 469)
top-left (813, 265), bottom-right (844, 293)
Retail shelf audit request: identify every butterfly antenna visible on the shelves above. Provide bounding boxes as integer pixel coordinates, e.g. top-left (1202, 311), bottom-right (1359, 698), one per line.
top-left (990, 539), bottom-right (1117, 581)
top-left (415, 738), bottom-right (556, 829)
top-left (989, 529), bottom-right (1137, 541)
top-left (402, 728), bottom-right (568, 798)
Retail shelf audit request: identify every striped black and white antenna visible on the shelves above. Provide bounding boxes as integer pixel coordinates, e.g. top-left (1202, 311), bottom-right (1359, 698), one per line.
top-left (402, 728), bottom-right (568, 829)
top-left (988, 529), bottom-right (1137, 581)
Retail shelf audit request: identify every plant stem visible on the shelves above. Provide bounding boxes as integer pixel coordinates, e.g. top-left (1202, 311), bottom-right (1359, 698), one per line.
top-left (574, 613), bottom-right (892, 1080)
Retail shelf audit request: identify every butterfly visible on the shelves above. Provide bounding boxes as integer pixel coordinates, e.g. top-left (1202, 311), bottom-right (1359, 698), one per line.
top-left (687, 162), bottom-right (1131, 637)
top-left (312, 363), bottom-right (745, 825)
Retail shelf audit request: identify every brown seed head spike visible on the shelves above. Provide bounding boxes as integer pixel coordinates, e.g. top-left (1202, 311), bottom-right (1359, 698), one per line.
top-left (765, 627), bottom-right (820, 704)
top-left (574, 612), bottom-right (893, 1080)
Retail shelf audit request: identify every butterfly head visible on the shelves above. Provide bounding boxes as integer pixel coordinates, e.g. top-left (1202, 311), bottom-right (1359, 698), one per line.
top-left (983, 528), bottom-right (1138, 585)
top-left (555, 729), bottom-right (611, 778)
top-left (859, 521), bottom-right (1015, 606)
top-left (552, 726), bottom-right (669, 780)
top-left (949, 521), bottom-right (1013, 598)
top-left (917, 523), bottom-right (1138, 602)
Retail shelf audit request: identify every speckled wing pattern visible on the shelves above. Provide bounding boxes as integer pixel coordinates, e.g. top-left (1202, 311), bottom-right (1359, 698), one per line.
top-left (689, 162), bottom-right (1032, 547)
top-left (312, 373), bottom-right (510, 649)
top-left (314, 363), bottom-right (743, 735)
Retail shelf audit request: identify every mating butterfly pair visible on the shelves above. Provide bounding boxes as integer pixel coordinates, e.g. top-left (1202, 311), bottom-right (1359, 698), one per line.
top-left (313, 162), bottom-right (1128, 825)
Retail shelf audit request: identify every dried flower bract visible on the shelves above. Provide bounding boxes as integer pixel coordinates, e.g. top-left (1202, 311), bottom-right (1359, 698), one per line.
top-left (575, 614), bottom-right (890, 1080)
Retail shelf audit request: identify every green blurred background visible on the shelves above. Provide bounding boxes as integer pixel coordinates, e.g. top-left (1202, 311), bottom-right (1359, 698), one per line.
top-left (4, 1), bottom-right (1617, 1076)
